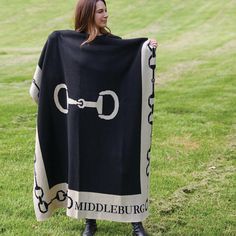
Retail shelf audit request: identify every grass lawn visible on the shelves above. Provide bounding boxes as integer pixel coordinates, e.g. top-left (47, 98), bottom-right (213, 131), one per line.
top-left (0, 0), bottom-right (235, 235)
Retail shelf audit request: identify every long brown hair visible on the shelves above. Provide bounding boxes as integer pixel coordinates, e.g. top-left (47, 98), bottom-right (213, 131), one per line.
top-left (74, 0), bottom-right (111, 45)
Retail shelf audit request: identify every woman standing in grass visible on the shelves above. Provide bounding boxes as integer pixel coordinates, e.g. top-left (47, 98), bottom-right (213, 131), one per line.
top-left (74, 0), bottom-right (157, 235)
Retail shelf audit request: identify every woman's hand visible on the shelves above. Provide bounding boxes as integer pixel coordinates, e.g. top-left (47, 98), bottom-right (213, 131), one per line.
top-left (149, 39), bottom-right (158, 48)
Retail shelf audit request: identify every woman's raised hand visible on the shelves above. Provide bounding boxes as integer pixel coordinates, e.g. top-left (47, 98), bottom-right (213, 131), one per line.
top-left (149, 39), bottom-right (158, 48)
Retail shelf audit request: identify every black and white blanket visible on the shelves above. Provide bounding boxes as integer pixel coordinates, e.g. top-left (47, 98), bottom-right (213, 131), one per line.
top-left (30, 30), bottom-right (156, 222)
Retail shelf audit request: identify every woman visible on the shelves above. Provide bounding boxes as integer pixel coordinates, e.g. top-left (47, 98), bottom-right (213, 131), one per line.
top-left (74, 0), bottom-right (158, 235)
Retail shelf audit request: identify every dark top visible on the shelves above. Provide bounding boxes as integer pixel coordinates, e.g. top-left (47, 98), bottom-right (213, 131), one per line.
top-left (78, 30), bottom-right (122, 40)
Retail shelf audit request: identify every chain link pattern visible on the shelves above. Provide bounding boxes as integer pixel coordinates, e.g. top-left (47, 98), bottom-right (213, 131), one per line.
top-left (146, 45), bottom-right (156, 177)
top-left (34, 156), bottom-right (73, 213)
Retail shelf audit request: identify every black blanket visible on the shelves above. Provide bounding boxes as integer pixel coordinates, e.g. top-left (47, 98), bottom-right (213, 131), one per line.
top-left (30, 30), bottom-right (156, 222)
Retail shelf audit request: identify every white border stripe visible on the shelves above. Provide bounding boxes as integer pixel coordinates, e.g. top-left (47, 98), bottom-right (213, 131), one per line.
top-left (29, 65), bottom-right (42, 104)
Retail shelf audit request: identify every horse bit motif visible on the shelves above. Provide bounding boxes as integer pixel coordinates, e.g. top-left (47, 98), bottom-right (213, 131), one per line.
top-left (54, 84), bottom-right (119, 120)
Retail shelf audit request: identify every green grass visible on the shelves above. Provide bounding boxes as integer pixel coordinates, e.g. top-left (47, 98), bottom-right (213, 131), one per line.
top-left (0, 0), bottom-right (236, 235)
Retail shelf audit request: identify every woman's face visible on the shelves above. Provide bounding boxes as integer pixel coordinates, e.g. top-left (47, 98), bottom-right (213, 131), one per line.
top-left (94, 1), bottom-right (108, 30)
